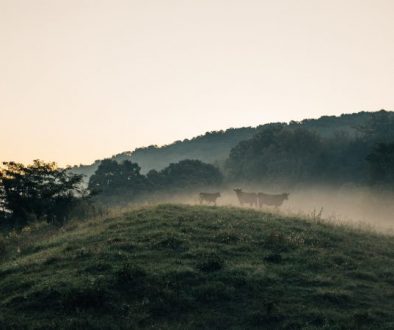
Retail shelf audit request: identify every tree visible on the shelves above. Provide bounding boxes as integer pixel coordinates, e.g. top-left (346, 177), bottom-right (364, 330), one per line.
top-left (0, 160), bottom-right (88, 226)
top-left (366, 143), bottom-right (394, 185)
top-left (357, 110), bottom-right (394, 143)
top-left (88, 159), bottom-right (149, 201)
top-left (226, 125), bottom-right (325, 183)
top-left (151, 159), bottom-right (223, 190)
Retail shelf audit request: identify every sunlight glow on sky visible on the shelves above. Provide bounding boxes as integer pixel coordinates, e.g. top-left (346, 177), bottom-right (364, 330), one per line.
top-left (1, 0), bottom-right (393, 166)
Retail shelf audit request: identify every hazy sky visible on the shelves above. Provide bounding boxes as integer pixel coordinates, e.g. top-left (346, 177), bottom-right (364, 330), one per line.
top-left (1, 0), bottom-right (393, 166)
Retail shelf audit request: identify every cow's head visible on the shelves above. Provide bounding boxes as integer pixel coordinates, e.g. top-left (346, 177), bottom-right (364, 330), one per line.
top-left (233, 188), bottom-right (242, 193)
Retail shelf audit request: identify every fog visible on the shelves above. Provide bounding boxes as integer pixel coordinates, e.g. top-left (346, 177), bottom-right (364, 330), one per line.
top-left (147, 185), bottom-right (394, 234)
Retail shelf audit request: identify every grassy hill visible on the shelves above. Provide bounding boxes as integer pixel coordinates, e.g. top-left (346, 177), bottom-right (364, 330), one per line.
top-left (1, 205), bottom-right (393, 329)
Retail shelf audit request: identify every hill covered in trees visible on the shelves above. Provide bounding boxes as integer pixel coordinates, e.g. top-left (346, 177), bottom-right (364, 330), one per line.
top-left (70, 111), bottom-right (387, 178)
top-left (70, 127), bottom-right (260, 178)
top-left (225, 110), bottom-right (394, 187)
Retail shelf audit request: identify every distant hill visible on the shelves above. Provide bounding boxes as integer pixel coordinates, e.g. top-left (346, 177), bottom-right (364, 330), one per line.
top-left (70, 110), bottom-right (391, 179)
top-left (70, 127), bottom-right (261, 177)
top-left (1, 204), bottom-right (393, 328)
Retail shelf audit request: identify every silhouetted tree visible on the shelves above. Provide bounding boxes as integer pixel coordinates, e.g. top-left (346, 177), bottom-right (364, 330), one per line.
top-left (88, 159), bottom-right (149, 200)
top-left (0, 160), bottom-right (87, 226)
top-left (150, 159), bottom-right (223, 190)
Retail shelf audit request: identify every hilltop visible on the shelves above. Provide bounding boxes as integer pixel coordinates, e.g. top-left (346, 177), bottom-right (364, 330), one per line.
top-left (70, 111), bottom-right (389, 178)
top-left (1, 204), bottom-right (393, 329)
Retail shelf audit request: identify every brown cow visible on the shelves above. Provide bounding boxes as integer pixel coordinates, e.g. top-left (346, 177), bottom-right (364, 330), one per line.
top-left (234, 188), bottom-right (258, 207)
top-left (258, 192), bottom-right (289, 208)
top-left (199, 192), bottom-right (221, 205)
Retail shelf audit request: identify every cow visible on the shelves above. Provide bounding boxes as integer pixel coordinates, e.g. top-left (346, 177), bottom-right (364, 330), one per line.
top-left (258, 192), bottom-right (289, 208)
top-left (199, 192), bottom-right (221, 205)
top-left (233, 188), bottom-right (258, 207)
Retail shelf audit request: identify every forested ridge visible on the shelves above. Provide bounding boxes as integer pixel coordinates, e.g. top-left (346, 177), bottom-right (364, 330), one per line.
top-left (70, 111), bottom-right (386, 178)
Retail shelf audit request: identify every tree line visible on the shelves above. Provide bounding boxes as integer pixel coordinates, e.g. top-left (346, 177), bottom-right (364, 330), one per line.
top-left (225, 110), bottom-right (394, 187)
top-left (0, 159), bottom-right (223, 227)
top-left (88, 159), bottom-right (223, 204)
top-left (1, 111), bottom-right (394, 228)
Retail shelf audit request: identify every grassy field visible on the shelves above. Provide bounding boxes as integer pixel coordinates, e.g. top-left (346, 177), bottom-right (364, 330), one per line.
top-left (0, 204), bottom-right (393, 329)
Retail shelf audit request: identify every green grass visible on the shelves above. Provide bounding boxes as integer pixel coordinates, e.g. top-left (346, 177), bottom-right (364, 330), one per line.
top-left (0, 204), bottom-right (393, 329)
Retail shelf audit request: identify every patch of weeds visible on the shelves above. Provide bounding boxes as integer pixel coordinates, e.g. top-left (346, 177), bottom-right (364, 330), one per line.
top-left (247, 306), bottom-right (284, 327)
top-left (264, 253), bottom-right (282, 264)
top-left (264, 230), bottom-right (290, 252)
top-left (111, 242), bottom-right (136, 253)
top-left (62, 223), bottom-right (78, 232)
top-left (84, 262), bottom-right (113, 273)
top-left (154, 236), bottom-right (188, 252)
top-left (352, 311), bottom-right (376, 329)
top-left (8, 287), bottom-right (63, 311)
top-left (196, 253), bottom-right (224, 273)
top-left (114, 263), bottom-right (148, 294)
top-left (62, 284), bottom-right (110, 311)
top-left (72, 247), bottom-right (92, 259)
top-left (214, 231), bottom-right (241, 244)
top-left (62, 244), bottom-right (77, 253)
top-left (149, 288), bottom-right (195, 317)
top-left (107, 237), bottom-right (122, 244)
top-left (379, 271), bottom-right (394, 285)
top-left (193, 281), bottom-right (233, 302)
top-left (43, 256), bottom-right (63, 265)
top-left (331, 254), bottom-right (352, 266)
top-left (314, 289), bottom-right (351, 306)
top-left (346, 271), bottom-right (378, 281)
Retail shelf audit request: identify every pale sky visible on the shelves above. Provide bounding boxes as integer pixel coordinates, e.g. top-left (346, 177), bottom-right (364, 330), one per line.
top-left (1, 0), bottom-right (393, 166)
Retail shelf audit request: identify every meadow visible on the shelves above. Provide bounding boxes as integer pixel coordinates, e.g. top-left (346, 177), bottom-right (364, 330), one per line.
top-left (0, 204), bottom-right (393, 329)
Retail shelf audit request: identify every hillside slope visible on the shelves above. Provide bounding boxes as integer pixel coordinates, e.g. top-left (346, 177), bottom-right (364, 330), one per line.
top-left (70, 111), bottom-right (392, 178)
top-left (70, 127), bottom-right (260, 177)
top-left (1, 205), bottom-right (393, 329)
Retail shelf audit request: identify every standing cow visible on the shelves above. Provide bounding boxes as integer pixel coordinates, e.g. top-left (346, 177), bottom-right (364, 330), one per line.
top-left (233, 188), bottom-right (258, 207)
top-left (199, 192), bottom-right (221, 205)
top-left (258, 192), bottom-right (289, 208)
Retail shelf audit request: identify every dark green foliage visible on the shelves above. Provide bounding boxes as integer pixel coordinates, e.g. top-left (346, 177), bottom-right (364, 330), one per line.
top-left (88, 159), bottom-right (149, 197)
top-left (226, 125), bottom-right (326, 183)
top-left (70, 111), bottom-right (388, 181)
top-left (70, 127), bottom-right (260, 178)
top-left (358, 109), bottom-right (394, 143)
top-left (367, 143), bottom-right (394, 185)
top-left (226, 111), bottom-right (394, 185)
top-left (0, 160), bottom-right (88, 226)
top-left (0, 204), bottom-right (393, 329)
top-left (89, 159), bottom-right (223, 205)
top-left (88, 159), bottom-right (150, 205)
top-left (147, 159), bottom-right (223, 191)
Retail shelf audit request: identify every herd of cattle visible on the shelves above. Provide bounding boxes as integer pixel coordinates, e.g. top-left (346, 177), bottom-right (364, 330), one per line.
top-left (199, 189), bottom-right (290, 208)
